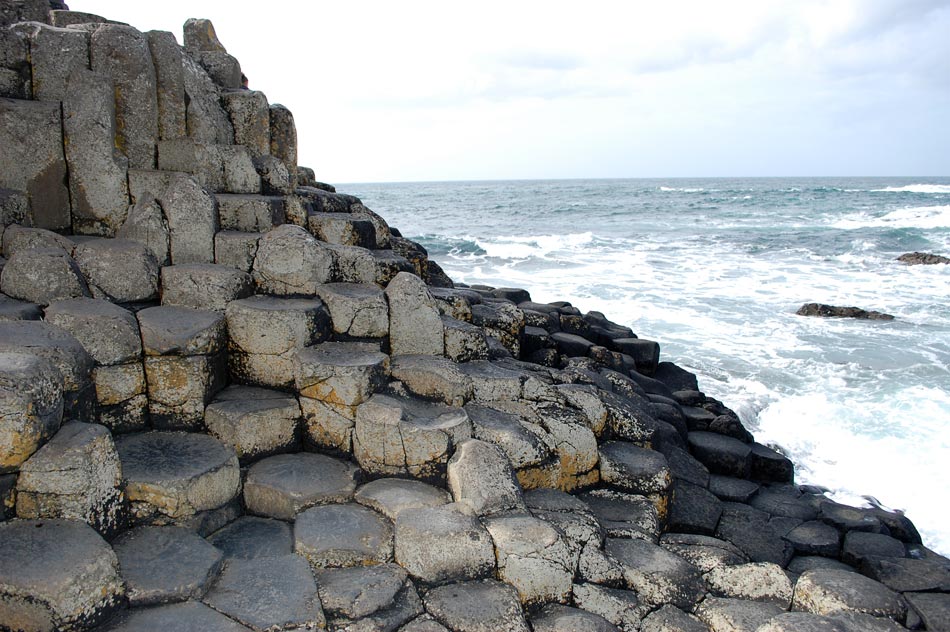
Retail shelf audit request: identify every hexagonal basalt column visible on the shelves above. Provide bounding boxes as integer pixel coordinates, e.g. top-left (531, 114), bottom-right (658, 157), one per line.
top-left (244, 452), bottom-right (359, 520)
top-left (204, 386), bottom-right (301, 463)
top-left (294, 503), bottom-right (393, 568)
top-left (313, 282), bottom-right (389, 339)
top-left (0, 351), bottom-right (63, 473)
top-left (353, 393), bottom-right (472, 482)
top-left (115, 431), bottom-right (241, 531)
top-left (394, 504), bottom-right (496, 585)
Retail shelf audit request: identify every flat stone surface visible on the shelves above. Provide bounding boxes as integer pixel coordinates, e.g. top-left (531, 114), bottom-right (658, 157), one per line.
top-left (840, 531), bottom-right (906, 568)
top-left (72, 239), bottom-right (160, 303)
top-left (863, 556), bottom-right (950, 592)
top-left (687, 431), bottom-right (751, 478)
top-left (226, 295), bottom-right (329, 356)
top-left (466, 403), bottom-right (554, 469)
top-left (785, 520), bottom-right (841, 558)
top-left (316, 563), bottom-right (408, 620)
top-left (826, 611), bottom-right (907, 632)
top-left (391, 354), bottom-right (473, 406)
top-left (0, 248), bottom-right (90, 306)
top-left (0, 519), bottom-right (124, 632)
top-left (294, 503), bottom-right (393, 568)
top-left (354, 478), bottom-right (452, 520)
top-left (756, 612), bottom-right (850, 632)
top-left (750, 489), bottom-right (818, 521)
top-left (485, 513), bottom-right (574, 605)
top-left (101, 601), bottom-right (252, 632)
top-left (0, 351), bottom-right (63, 473)
top-left (599, 440), bottom-right (673, 496)
top-left (295, 341), bottom-right (389, 407)
top-left (705, 562), bottom-right (793, 608)
top-left (904, 592), bottom-right (950, 632)
top-left (605, 537), bottom-right (707, 610)
top-left (695, 597), bottom-right (785, 632)
top-left (207, 516), bottom-right (294, 560)
top-left (571, 583), bottom-right (642, 632)
top-left (716, 502), bottom-right (793, 566)
top-left (401, 615), bottom-right (452, 632)
top-left (447, 438), bottom-right (524, 515)
top-left (313, 282), bottom-right (389, 338)
top-left (787, 556), bottom-right (854, 575)
top-left (202, 555), bottom-right (325, 631)
top-left (395, 504), bottom-right (495, 584)
top-left (137, 306), bottom-right (226, 356)
top-left (244, 452), bottom-right (358, 520)
top-left (44, 298), bottom-right (142, 366)
top-left (708, 474), bottom-right (759, 503)
top-left (251, 224), bottom-right (335, 295)
top-left (160, 263), bottom-right (254, 312)
top-left (0, 320), bottom-right (94, 392)
top-left (667, 480), bottom-right (723, 536)
top-left (423, 579), bottom-right (531, 632)
top-left (205, 387), bottom-right (301, 463)
top-left (112, 525), bottom-right (223, 606)
top-left (116, 431), bottom-right (241, 522)
top-left (331, 579), bottom-right (422, 632)
top-left (660, 533), bottom-right (749, 573)
top-left (641, 605), bottom-right (710, 632)
top-left (580, 489), bottom-right (660, 541)
top-left (530, 604), bottom-right (620, 632)
top-left (792, 568), bottom-right (906, 621)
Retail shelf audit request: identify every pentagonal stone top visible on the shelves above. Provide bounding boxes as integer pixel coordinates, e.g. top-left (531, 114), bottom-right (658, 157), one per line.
top-left (100, 601), bottom-right (252, 632)
top-left (316, 563), bottom-right (408, 620)
top-left (137, 305), bottom-right (226, 356)
top-left (354, 478), bottom-right (452, 520)
top-left (44, 298), bottom-right (142, 365)
top-left (244, 452), bottom-right (359, 520)
top-left (225, 295), bottom-right (329, 355)
top-left (112, 525), bottom-right (223, 606)
top-left (695, 597), bottom-right (785, 632)
top-left (294, 341), bottom-right (389, 405)
top-left (0, 519), bottom-right (124, 631)
top-left (116, 431), bottom-right (241, 518)
top-left (207, 516), bottom-right (294, 560)
top-left (202, 555), bottom-right (325, 631)
top-left (204, 387), bottom-right (301, 464)
top-left (0, 320), bottom-right (94, 391)
top-left (423, 579), bottom-right (530, 632)
top-left (294, 503), bottom-right (393, 568)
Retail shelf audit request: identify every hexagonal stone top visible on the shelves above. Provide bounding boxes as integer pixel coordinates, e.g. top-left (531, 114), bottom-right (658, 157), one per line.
top-left (244, 452), bottom-right (359, 521)
top-left (115, 431), bottom-right (241, 519)
top-left (599, 441), bottom-right (672, 495)
top-left (0, 320), bottom-right (94, 391)
top-left (0, 519), bottom-right (124, 631)
top-left (207, 516), bottom-right (294, 560)
top-left (354, 478), bottom-right (452, 520)
top-left (294, 341), bottom-right (389, 405)
top-left (294, 503), bottom-right (393, 568)
top-left (423, 579), bottom-right (530, 632)
top-left (225, 295), bottom-right (329, 356)
top-left (316, 563), bottom-right (408, 620)
top-left (100, 601), bottom-right (252, 632)
top-left (112, 525), bottom-right (223, 606)
top-left (137, 305), bottom-right (226, 356)
top-left (44, 297), bottom-right (142, 365)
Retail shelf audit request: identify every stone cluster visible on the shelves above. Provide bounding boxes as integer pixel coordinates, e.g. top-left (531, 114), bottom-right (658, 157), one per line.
top-left (1, 3), bottom-right (948, 632)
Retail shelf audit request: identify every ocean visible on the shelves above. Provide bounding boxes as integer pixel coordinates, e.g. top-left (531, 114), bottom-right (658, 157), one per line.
top-left (343, 177), bottom-right (950, 554)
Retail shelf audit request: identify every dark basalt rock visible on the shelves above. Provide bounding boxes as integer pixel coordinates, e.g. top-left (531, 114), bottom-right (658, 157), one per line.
top-left (796, 303), bottom-right (895, 320)
top-left (897, 251), bottom-right (950, 265)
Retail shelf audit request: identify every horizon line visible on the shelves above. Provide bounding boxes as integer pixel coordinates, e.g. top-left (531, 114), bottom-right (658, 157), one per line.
top-left (335, 174), bottom-right (950, 187)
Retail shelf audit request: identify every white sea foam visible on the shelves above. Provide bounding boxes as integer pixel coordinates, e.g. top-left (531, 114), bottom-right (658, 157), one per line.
top-left (832, 205), bottom-right (950, 230)
top-left (872, 184), bottom-right (950, 194)
top-left (659, 186), bottom-right (705, 193)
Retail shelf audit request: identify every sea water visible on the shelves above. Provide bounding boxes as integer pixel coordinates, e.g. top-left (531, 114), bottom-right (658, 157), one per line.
top-left (344, 177), bottom-right (950, 554)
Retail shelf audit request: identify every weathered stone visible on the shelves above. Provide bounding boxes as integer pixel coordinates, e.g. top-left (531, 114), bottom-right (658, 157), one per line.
top-left (665, 444), bottom-right (711, 488)
top-left (391, 354), bottom-right (472, 406)
top-left (269, 104), bottom-right (297, 185)
top-left (112, 525), bottom-right (223, 606)
top-left (195, 50), bottom-right (241, 88)
top-left (202, 555), bottom-right (325, 631)
top-left (571, 583), bottom-right (642, 632)
top-left (294, 502), bottom-right (393, 568)
top-left (221, 89), bottom-right (270, 156)
top-left (45, 298), bottom-right (141, 365)
top-left (606, 537), bottom-right (707, 610)
top-left (332, 245), bottom-right (413, 285)
top-left (15, 421), bottom-right (124, 535)
top-left (687, 431), bottom-right (751, 477)
top-left (116, 191), bottom-right (171, 265)
top-left (581, 489), bottom-right (660, 541)
top-left (756, 612), bottom-right (849, 632)
top-left (244, 452), bottom-right (358, 520)
top-left (158, 174), bottom-right (218, 264)
top-left (70, 238), bottom-right (159, 303)
top-left (317, 563), bottom-right (407, 620)
top-left (792, 569), bottom-right (906, 621)
top-left (145, 353), bottom-right (226, 429)
top-left (716, 502), bottom-right (793, 567)
top-left (667, 480), bottom-right (723, 536)
top-left (466, 403), bottom-right (554, 473)
top-left (485, 513), bottom-right (575, 605)
top-left (840, 531), bottom-right (906, 568)
top-left (660, 533), bottom-right (748, 573)
top-left (863, 555), bottom-right (950, 593)
top-left (89, 24), bottom-right (158, 168)
top-left (529, 400), bottom-right (600, 491)
top-left (443, 315), bottom-right (490, 362)
top-left (903, 592), bottom-right (950, 632)
top-left (16, 22), bottom-right (88, 102)
top-left (787, 556), bottom-right (854, 576)
top-left (161, 263), bottom-right (254, 312)
top-left (299, 396), bottom-right (356, 453)
top-left (157, 140), bottom-right (260, 194)
top-left (215, 230), bottom-right (260, 272)
top-left (0, 247), bottom-right (90, 305)
top-left (116, 431), bottom-right (241, 525)
top-left (0, 98), bottom-right (69, 230)
top-left (424, 579), bottom-right (531, 632)
top-left (447, 438), bottom-right (524, 515)
top-left (530, 604), bottom-right (620, 632)
top-left (0, 352), bottom-right (63, 473)
top-left (63, 69), bottom-right (130, 236)
top-left (314, 282), bottom-right (390, 338)
top-left (253, 155), bottom-right (293, 196)
top-left (784, 520), bottom-right (841, 558)
top-left (205, 386), bottom-right (301, 463)
top-left (354, 393), bottom-right (472, 481)
top-left (335, 580), bottom-right (423, 632)
top-left (386, 271), bottom-right (444, 356)
top-left (207, 515), bottom-right (294, 560)
top-left (641, 605), bottom-right (710, 632)
top-left (138, 305), bottom-right (225, 356)
top-left (0, 27), bottom-right (29, 98)
top-left (354, 478), bottom-right (452, 520)
top-left (750, 488), bottom-right (817, 521)
top-left (252, 224), bottom-right (335, 294)
top-left (101, 601), bottom-right (252, 632)
top-left (708, 475), bottom-right (759, 503)
top-left (147, 30), bottom-right (186, 140)
top-left (394, 503), bottom-right (495, 584)
top-left (704, 562), bottom-right (793, 608)
top-left (217, 194), bottom-right (284, 232)
top-left (183, 18), bottom-right (226, 54)
top-left (694, 597), bottom-right (785, 632)
top-left (295, 341), bottom-right (389, 406)
top-left (181, 53), bottom-right (233, 144)
top-left (749, 442), bottom-right (794, 483)
top-left (0, 294), bottom-right (41, 321)
top-left (308, 212), bottom-right (376, 248)
top-left (1, 225), bottom-right (72, 257)
top-left (599, 440), bottom-right (672, 511)
top-left (0, 519), bottom-right (124, 632)
top-left (459, 361), bottom-right (526, 403)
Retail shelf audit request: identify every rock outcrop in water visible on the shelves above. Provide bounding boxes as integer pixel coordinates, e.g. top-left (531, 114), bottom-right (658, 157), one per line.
top-left (796, 303), bottom-right (896, 321)
top-left (897, 252), bottom-right (950, 266)
top-left (1, 3), bottom-right (949, 631)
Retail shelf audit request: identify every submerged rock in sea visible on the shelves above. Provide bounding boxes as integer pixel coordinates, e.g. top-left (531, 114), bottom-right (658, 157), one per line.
top-left (796, 303), bottom-right (895, 321)
top-left (897, 251), bottom-right (950, 265)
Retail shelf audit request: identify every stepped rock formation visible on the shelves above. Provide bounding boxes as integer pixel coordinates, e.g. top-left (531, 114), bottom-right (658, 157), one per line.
top-left (1, 3), bottom-right (949, 632)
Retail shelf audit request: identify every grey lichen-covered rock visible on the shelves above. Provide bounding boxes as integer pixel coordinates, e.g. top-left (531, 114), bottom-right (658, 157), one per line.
top-left (571, 583), bottom-right (643, 632)
top-left (354, 393), bottom-right (472, 481)
top-left (215, 230), bottom-right (260, 272)
top-left (756, 612), bottom-right (849, 632)
top-left (581, 489), bottom-right (660, 541)
top-left (466, 403), bottom-right (556, 483)
top-left (147, 30), bottom-right (187, 141)
top-left (394, 504), bottom-right (496, 585)
top-left (0, 519), bottom-right (125, 632)
top-left (115, 431), bottom-right (241, 524)
top-left (144, 353), bottom-right (226, 430)
top-left (485, 513), bottom-right (575, 605)
top-left (443, 315), bottom-right (490, 362)
top-left (295, 342), bottom-right (389, 408)
top-left (659, 533), bottom-right (749, 573)
top-left (205, 386), bottom-right (301, 463)
top-left (158, 173), bottom-right (219, 264)
top-left (207, 516), bottom-right (294, 560)
top-left (269, 104), bottom-right (298, 185)
top-left (44, 298), bottom-right (141, 366)
top-left (160, 264), bottom-right (254, 312)
top-left (111, 525), bottom-right (223, 606)
top-left (704, 562), bottom-right (793, 608)
top-left (0, 247), bottom-right (91, 305)
top-left (202, 555), bottom-right (325, 631)
top-left (116, 192), bottom-right (171, 266)
top-left (391, 354), bottom-right (473, 406)
top-left (424, 579), bottom-right (531, 632)
top-left (447, 438), bottom-right (525, 515)
top-left (93, 364), bottom-right (147, 433)
top-left (227, 295), bottom-right (330, 389)
top-left (157, 140), bottom-right (259, 194)
top-left (182, 53), bottom-right (234, 145)
top-left (694, 597), bottom-right (785, 632)
top-left (221, 90), bottom-right (271, 157)
top-left (314, 282), bottom-right (390, 338)
top-left (386, 271), bottom-right (445, 356)
top-left (15, 421), bottom-right (125, 536)
top-left (101, 601), bottom-right (252, 632)
top-left (791, 568), bottom-right (906, 621)
top-left (333, 579), bottom-right (423, 632)
top-left (605, 537), bottom-right (707, 610)
top-left (1, 225), bottom-right (73, 258)
top-left (252, 224), bottom-right (335, 295)
top-left (294, 502), bottom-right (393, 568)
top-left (599, 441), bottom-right (673, 516)
top-left (244, 452), bottom-right (358, 520)
top-left (317, 563), bottom-right (407, 620)
top-left (354, 477), bottom-right (452, 520)
top-left (72, 238), bottom-right (161, 303)
top-left (400, 615), bottom-right (452, 632)
top-left (12, 22), bottom-right (86, 102)
top-left (530, 604), bottom-right (621, 632)
top-left (903, 593), bottom-right (950, 632)
top-left (308, 212), bottom-right (377, 248)
top-left (0, 351), bottom-right (63, 473)
top-left (216, 194), bottom-right (285, 232)
top-left (138, 305), bottom-right (226, 357)
top-left (0, 294), bottom-right (42, 321)
top-left (459, 360), bottom-right (526, 403)
top-left (641, 605), bottom-right (710, 632)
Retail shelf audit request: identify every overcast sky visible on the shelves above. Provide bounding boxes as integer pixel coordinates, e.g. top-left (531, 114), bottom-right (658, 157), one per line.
top-left (81, 0), bottom-right (950, 183)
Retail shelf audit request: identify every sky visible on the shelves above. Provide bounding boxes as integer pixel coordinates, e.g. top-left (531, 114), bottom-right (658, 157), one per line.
top-left (80, 0), bottom-right (950, 183)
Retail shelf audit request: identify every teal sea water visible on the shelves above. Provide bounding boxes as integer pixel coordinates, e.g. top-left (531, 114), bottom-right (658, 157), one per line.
top-left (344, 177), bottom-right (950, 553)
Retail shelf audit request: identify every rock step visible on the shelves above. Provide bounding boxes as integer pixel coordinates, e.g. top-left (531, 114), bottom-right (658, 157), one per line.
top-left (204, 385), bottom-right (301, 463)
top-left (244, 452), bottom-right (359, 520)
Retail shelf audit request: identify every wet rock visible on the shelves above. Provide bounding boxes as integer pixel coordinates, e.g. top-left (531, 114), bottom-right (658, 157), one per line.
top-left (160, 263), bottom-right (254, 312)
top-left (294, 502), bottom-right (393, 568)
top-left (606, 537), bottom-right (707, 610)
top-left (73, 238), bottom-right (161, 303)
top-left (207, 515), bottom-right (294, 560)
top-left (244, 452), bottom-right (358, 520)
top-left (485, 513), bottom-right (575, 605)
top-left (394, 504), bottom-right (495, 584)
top-left (0, 351), bottom-right (63, 473)
top-left (101, 601), bottom-right (252, 632)
top-left (314, 282), bottom-right (390, 338)
top-left (112, 525), bottom-right (223, 606)
top-left (0, 519), bottom-right (124, 631)
top-left (354, 477), bottom-right (452, 520)
top-left (796, 303), bottom-right (895, 321)
top-left (704, 562), bottom-right (793, 608)
top-left (897, 251), bottom-right (950, 265)
top-left (530, 604), bottom-right (620, 632)
top-left (1, 247), bottom-right (90, 305)
top-left (448, 438), bottom-right (524, 515)
top-left (694, 597), bottom-right (785, 632)
top-left (792, 568), bottom-right (905, 621)
top-left (423, 579), bottom-right (531, 632)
